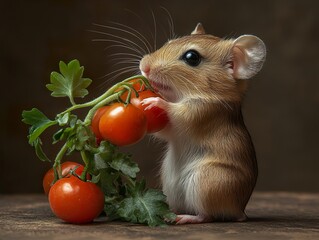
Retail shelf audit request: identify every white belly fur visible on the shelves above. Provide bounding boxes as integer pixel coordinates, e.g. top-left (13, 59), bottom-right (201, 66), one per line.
top-left (161, 140), bottom-right (205, 215)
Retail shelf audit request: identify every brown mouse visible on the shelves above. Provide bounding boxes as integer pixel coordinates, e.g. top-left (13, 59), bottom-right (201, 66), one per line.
top-left (140, 23), bottom-right (266, 224)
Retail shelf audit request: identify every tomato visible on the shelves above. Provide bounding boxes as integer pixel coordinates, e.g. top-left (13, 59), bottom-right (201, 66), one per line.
top-left (43, 161), bottom-right (90, 195)
top-left (49, 176), bottom-right (104, 224)
top-left (91, 106), bottom-right (109, 140)
top-left (99, 103), bottom-right (147, 146)
top-left (131, 90), bottom-right (169, 133)
top-left (119, 79), bottom-right (146, 102)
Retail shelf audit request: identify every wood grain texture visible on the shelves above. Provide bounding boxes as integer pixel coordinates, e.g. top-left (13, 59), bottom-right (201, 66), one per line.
top-left (0, 192), bottom-right (318, 240)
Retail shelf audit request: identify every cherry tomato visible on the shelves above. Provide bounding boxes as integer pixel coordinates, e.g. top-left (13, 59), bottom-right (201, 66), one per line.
top-left (131, 90), bottom-right (169, 133)
top-left (91, 106), bottom-right (109, 140)
top-left (43, 161), bottom-right (90, 195)
top-left (99, 103), bottom-right (147, 146)
top-left (49, 176), bottom-right (104, 224)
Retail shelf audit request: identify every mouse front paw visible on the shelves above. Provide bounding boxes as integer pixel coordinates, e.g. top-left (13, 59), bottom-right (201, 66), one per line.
top-left (141, 97), bottom-right (169, 111)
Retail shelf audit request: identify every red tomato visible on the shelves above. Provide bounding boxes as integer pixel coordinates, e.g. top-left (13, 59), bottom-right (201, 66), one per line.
top-left (131, 90), bottom-right (169, 133)
top-left (49, 176), bottom-right (104, 224)
top-left (43, 161), bottom-right (90, 195)
top-left (91, 106), bottom-right (109, 140)
top-left (99, 103), bottom-right (147, 146)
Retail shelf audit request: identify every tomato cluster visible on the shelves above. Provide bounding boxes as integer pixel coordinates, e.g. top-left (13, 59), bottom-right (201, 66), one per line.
top-left (92, 81), bottom-right (169, 146)
top-left (23, 59), bottom-right (176, 226)
top-left (41, 79), bottom-right (169, 224)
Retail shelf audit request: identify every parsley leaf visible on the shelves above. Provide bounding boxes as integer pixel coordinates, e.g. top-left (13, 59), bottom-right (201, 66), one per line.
top-left (22, 108), bottom-right (57, 144)
top-left (33, 138), bottom-right (51, 162)
top-left (117, 180), bottom-right (176, 226)
top-left (109, 153), bottom-right (140, 178)
top-left (46, 60), bottom-right (92, 104)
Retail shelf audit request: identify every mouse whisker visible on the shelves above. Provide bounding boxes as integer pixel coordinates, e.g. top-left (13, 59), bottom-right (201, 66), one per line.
top-left (95, 41), bottom-right (144, 58)
top-left (106, 67), bottom-right (139, 83)
top-left (111, 60), bottom-right (140, 67)
top-left (100, 65), bottom-right (138, 79)
top-left (95, 67), bottom-right (138, 89)
top-left (92, 38), bottom-right (140, 54)
top-left (90, 30), bottom-right (146, 56)
top-left (107, 53), bottom-right (141, 66)
top-left (122, 8), bottom-right (157, 52)
top-left (92, 66), bottom-right (139, 94)
top-left (151, 10), bottom-right (157, 52)
top-left (101, 43), bottom-right (144, 57)
top-left (160, 6), bottom-right (176, 40)
top-left (108, 55), bottom-right (141, 63)
top-left (109, 58), bottom-right (140, 63)
top-left (94, 22), bottom-right (153, 54)
top-left (108, 52), bottom-right (142, 60)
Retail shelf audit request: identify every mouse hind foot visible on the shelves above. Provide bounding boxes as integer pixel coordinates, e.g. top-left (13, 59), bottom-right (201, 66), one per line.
top-left (235, 213), bottom-right (247, 222)
top-left (175, 214), bottom-right (212, 224)
top-left (175, 212), bottom-right (247, 224)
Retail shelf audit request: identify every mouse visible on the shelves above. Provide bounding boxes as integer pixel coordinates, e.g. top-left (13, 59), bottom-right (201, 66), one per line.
top-left (139, 23), bottom-right (266, 224)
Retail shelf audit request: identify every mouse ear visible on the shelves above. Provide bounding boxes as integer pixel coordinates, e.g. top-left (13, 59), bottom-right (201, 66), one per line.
top-left (230, 35), bottom-right (266, 79)
top-left (191, 23), bottom-right (206, 35)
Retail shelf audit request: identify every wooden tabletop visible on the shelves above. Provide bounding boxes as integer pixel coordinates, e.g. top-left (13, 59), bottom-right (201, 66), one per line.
top-left (0, 192), bottom-right (318, 240)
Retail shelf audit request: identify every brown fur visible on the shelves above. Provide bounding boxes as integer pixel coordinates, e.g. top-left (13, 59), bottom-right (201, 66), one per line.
top-left (167, 100), bottom-right (257, 220)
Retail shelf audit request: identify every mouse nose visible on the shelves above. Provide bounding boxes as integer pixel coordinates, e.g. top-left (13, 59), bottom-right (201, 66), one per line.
top-left (140, 63), bottom-right (150, 77)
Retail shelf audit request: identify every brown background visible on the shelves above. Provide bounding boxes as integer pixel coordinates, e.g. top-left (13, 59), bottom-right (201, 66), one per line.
top-left (1, 0), bottom-right (318, 193)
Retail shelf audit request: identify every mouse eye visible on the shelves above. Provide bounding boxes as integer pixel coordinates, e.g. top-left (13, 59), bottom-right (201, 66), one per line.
top-left (181, 50), bottom-right (201, 67)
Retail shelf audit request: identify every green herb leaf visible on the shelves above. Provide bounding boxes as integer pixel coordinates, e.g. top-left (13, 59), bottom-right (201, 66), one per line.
top-left (46, 60), bottom-right (92, 104)
top-left (94, 141), bottom-right (115, 169)
top-left (109, 153), bottom-right (140, 178)
top-left (33, 138), bottom-right (51, 162)
top-left (99, 169), bottom-right (121, 195)
top-left (74, 124), bottom-right (91, 151)
top-left (52, 127), bottom-right (74, 144)
top-left (52, 114), bottom-right (78, 144)
top-left (57, 112), bottom-right (70, 126)
top-left (117, 181), bottom-right (176, 226)
top-left (65, 122), bottom-right (95, 154)
top-left (22, 108), bottom-right (57, 144)
top-left (104, 195), bottom-right (122, 221)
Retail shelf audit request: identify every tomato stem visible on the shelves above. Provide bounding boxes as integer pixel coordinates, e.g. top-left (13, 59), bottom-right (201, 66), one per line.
top-left (125, 88), bottom-right (132, 105)
top-left (52, 142), bottom-right (69, 183)
top-left (83, 91), bottom-right (123, 125)
top-left (83, 76), bottom-right (149, 124)
top-left (80, 150), bottom-right (90, 181)
top-left (59, 75), bottom-right (150, 117)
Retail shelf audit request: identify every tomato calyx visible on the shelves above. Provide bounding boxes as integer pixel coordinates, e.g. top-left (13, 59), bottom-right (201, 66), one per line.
top-left (117, 78), bottom-right (147, 103)
top-left (69, 165), bottom-right (84, 179)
